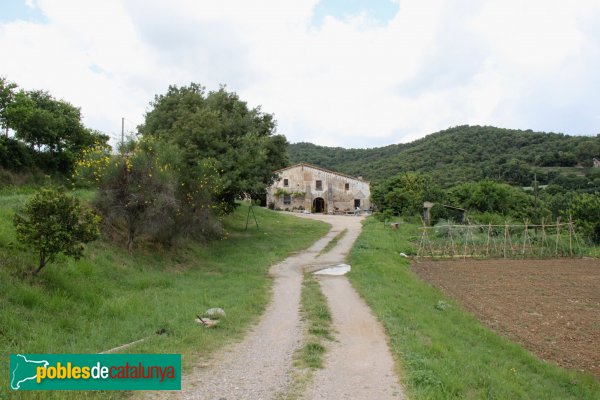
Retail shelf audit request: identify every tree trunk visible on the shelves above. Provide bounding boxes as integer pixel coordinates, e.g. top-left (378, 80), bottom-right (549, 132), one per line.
top-left (127, 225), bottom-right (134, 253)
top-left (33, 250), bottom-right (46, 276)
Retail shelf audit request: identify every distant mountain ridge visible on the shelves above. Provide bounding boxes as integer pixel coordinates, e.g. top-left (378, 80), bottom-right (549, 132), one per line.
top-left (288, 125), bottom-right (600, 188)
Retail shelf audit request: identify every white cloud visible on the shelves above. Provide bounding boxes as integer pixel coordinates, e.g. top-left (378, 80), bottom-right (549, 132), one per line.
top-left (1, 0), bottom-right (599, 148)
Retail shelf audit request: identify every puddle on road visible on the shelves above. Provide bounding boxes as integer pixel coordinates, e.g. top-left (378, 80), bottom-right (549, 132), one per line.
top-left (313, 264), bottom-right (351, 276)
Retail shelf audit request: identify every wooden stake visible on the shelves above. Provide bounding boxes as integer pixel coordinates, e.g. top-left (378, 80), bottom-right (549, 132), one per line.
top-left (555, 217), bottom-right (561, 256)
top-left (568, 215), bottom-right (573, 257)
top-left (449, 224), bottom-right (455, 258)
top-left (485, 223), bottom-right (491, 257)
top-left (540, 218), bottom-right (547, 257)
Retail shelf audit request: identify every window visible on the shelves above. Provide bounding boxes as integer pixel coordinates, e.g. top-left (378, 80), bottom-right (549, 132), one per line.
top-left (316, 180), bottom-right (322, 190)
top-left (345, 183), bottom-right (350, 191)
top-left (283, 194), bottom-right (291, 205)
top-left (283, 178), bottom-right (289, 187)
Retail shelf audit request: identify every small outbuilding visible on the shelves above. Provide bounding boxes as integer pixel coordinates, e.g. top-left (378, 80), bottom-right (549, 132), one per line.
top-left (266, 163), bottom-right (371, 213)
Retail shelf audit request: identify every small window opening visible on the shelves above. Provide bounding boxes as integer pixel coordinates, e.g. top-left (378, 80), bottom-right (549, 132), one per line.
top-left (283, 194), bottom-right (291, 204)
top-left (283, 178), bottom-right (289, 187)
top-left (316, 180), bottom-right (322, 190)
top-left (345, 183), bottom-right (350, 190)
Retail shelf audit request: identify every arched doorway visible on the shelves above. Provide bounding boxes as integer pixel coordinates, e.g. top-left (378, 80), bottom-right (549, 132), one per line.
top-left (313, 197), bottom-right (326, 213)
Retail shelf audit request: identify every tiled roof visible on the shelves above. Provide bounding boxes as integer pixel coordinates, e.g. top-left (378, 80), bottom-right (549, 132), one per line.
top-left (273, 163), bottom-right (369, 183)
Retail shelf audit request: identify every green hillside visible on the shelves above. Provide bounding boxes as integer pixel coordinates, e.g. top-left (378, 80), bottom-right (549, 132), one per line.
top-left (288, 125), bottom-right (600, 188)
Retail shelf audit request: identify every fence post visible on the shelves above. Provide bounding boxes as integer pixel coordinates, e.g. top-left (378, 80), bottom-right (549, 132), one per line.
top-left (555, 217), bottom-right (561, 256)
top-left (568, 215), bottom-right (574, 257)
top-left (540, 218), bottom-right (546, 257)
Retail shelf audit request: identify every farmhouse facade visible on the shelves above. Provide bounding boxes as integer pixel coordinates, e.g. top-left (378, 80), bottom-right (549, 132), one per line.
top-left (266, 163), bottom-right (371, 213)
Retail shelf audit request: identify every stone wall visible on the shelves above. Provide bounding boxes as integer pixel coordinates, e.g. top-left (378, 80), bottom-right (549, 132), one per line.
top-left (267, 164), bottom-right (371, 213)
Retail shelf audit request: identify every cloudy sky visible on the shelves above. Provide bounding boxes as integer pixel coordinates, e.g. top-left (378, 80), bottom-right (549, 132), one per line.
top-left (1, 0), bottom-right (599, 148)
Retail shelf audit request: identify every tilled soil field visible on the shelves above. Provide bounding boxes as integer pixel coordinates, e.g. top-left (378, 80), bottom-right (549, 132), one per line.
top-left (412, 258), bottom-right (600, 379)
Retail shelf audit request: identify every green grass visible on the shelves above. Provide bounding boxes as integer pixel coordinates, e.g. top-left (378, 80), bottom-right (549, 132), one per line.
top-left (0, 193), bottom-right (329, 399)
top-left (279, 274), bottom-right (333, 400)
top-left (318, 228), bottom-right (348, 257)
top-left (297, 274), bottom-right (333, 369)
top-left (348, 217), bottom-right (600, 400)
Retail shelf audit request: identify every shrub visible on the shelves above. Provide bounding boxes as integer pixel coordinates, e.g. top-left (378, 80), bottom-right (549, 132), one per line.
top-left (0, 136), bottom-right (36, 171)
top-left (94, 144), bottom-right (179, 251)
top-left (567, 192), bottom-right (600, 244)
top-left (71, 141), bottom-right (112, 188)
top-left (13, 187), bottom-right (100, 275)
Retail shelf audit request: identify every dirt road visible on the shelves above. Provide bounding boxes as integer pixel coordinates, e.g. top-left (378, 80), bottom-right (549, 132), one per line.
top-left (154, 213), bottom-right (404, 400)
top-left (301, 214), bottom-right (405, 400)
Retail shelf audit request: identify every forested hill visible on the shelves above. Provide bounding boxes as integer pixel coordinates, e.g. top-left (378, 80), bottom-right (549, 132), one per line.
top-left (288, 125), bottom-right (600, 188)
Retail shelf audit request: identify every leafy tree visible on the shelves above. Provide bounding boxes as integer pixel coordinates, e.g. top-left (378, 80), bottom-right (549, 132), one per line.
top-left (372, 172), bottom-right (444, 216)
top-left (575, 139), bottom-right (600, 167)
top-left (499, 159), bottom-right (533, 186)
top-left (13, 188), bottom-right (100, 275)
top-left (0, 136), bottom-right (36, 171)
top-left (567, 193), bottom-right (600, 244)
top-left (0, 77), bottom-right (17, 136)
top-left (4, 89), bottom-right (108, 173)
top-left (541, 191), bottom-right (600, 244)
top-left (138, 84), bottom-right (288, 212)
top-left (448, 180), bottom-right (535, 218)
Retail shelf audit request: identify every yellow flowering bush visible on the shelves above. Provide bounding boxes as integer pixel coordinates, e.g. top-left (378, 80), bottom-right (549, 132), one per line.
top-left (71, 142), bottom-right (112, 187)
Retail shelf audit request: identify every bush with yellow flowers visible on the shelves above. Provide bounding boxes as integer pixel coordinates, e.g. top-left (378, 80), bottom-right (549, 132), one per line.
top-left (71, 142), bottom-right (113, 187)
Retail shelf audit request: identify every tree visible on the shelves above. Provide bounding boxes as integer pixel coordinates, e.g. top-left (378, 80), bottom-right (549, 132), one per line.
top-left (4, 89), bottom-right (108, 173)
top-left (575, 194), bottom-right (600, 244)
top-left (13, 188), bottom-right (100, 275)
top-left (0, 136), bottom-right (36, 171)
top-left (499, 159), bottom-right (533, 186)
top-left (372, 172), bottom-right (444, 216)
top-left (447, 180), bottom-right (540, 220)
top-left (0, 77), bottom-right (17, 136)
top-left (138, 84), bottom-right (288, 213)
top-left (575, 140), bottom-right (600, 167)
top-left (555, 192), bottom-right (600, 244)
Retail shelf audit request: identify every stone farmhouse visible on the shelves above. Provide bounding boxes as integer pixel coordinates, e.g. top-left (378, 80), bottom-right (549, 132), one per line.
top-left (266, 163), bottom-right (371, 213)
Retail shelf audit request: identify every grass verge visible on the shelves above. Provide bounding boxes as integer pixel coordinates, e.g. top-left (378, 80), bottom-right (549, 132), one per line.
top-left (297, 274), bottom-right (333, 369)
top-left (0, 193), bottom-right (329, 399)
top-left (318, 229), bottom-right (348, 257)
top-left (279, 274), bottom-right (333, 400)
top-left (347, 217), bottom-right (600, 399)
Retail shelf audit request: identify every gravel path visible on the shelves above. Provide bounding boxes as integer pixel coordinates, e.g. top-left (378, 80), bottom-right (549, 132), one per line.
top-left (301, 215), bottom-right (405, 400)
top-left (143, 213), bottom-right (405, 400)
top-left (177, 223), bottom-right (335, 400)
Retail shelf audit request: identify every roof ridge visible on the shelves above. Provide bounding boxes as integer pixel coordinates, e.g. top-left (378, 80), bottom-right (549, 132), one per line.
top-left (273, 162), bottom-right (369, 183)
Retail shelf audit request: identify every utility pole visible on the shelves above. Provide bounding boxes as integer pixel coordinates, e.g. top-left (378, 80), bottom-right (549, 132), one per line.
top-left (121, 117), bottom-right (125, 153)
